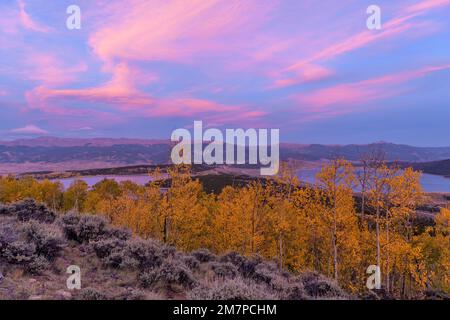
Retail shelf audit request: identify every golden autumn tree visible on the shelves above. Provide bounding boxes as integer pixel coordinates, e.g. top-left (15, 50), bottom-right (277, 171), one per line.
top-left (413, 207), bottom-right (449, 296)
top-left (266, 161), bottom-right (301, 270)
top-left (366, 163), bottom-right (393, 279)
top-left (316, 159), bottom-right (360, 283)
top-left (32, 179), bottom-right (64, 211)
top-left (63, 179), bottom-right (89, 213)
top-left (159, 165), bottom-right (210, 251)
top-left (387, 167), bottom-right (424, 295)
top-left (212, 179), bottom-right (269, 257)
top-left (84, 179), bottom-right (123, 216)
top-left (0, 175), bottom-right (23, 203)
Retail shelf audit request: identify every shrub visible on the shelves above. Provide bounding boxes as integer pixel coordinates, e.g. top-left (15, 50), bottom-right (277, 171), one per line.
top-left (0, 226), bottom-right (18, 252)
top-left (209, 261), bottom-right (238, 279)
top-left (181, 255), bottom-right (200, 271)
top-left (191, 249), bottom-right (216, 263)
top-left (127, 239), bottom-right (164, 270)
top-left (251, 262), bottom-right (280, 286)
top-left (116, 288), bottom-right (148, 300)
top-left (26, 255), bottom-right (50, 275)
top-left (79, 288), bottom-right (107, 300)
top-left (160, 245), bottom-right (176, 259)
top-left (22, 222), bottom-right (65, 261)
top-left (104, 226), bottom-right (132, 241)
top-left (11, 199), bottom-right (56, 223)
top-left (60, 213), bottom-right (108, 243)
top-left (1, 238), bottom-right (51, 275)
top-left (140, 260), bottom-right (197, 290)
top-left (102, 248), bottom-right (139, 269)
top-left (280, 282), bottom-right (308, 300)
top-left (2, 241), bottom-right (36, 264)
top-left (220, 251), bottom-right (245, 265)
top-left (98, 238), bottom-right (169, 270)
top-left (188, 278), bottom-right (277, 300)
top-left (0, 204), bottom-right (11, 215)
top-left (59, 212), bottom-right (81, 241)
top-left (77, 215), bottom-right (108, 242)
top-left (424, 289), bottom-right (449, 300)
top-left (138, 270), bottom-right (158, 288)
top-left (300, 272), bottom-right (347, 299)
top-left (92, 238), bottom-right (127, 259)
top-left (220, 252), bottom-right (260, 278)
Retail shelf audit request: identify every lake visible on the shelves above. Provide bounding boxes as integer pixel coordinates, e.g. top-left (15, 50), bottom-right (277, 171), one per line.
top-left (57, 174), bottom-right (155, 189)
top-left (54, 170), bottom-right (450, 193)
top-left (295, 168), bottom-right (450, 193)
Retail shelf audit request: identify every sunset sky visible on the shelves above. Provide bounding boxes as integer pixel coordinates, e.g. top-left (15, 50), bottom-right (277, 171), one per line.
top-left (0, 0), bottom-right (449, 145)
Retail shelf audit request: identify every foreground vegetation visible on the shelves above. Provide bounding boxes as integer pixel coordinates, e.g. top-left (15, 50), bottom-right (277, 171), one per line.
top-left (0, 159), bottom-right (449, 299)
top-left (0, 199), bottom-right (348, 300)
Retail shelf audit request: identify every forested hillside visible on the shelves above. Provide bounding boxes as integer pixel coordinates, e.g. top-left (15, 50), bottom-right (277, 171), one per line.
top-left (1, 161), bottom-right (449, 299)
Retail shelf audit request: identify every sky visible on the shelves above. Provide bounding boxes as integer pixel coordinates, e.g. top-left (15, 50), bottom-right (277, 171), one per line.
top-left (0, 0), bottom-right (449, 146)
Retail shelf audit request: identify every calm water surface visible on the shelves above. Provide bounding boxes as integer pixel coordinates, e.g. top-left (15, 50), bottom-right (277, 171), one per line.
top-left (54, 170), bottom-right (450, 193)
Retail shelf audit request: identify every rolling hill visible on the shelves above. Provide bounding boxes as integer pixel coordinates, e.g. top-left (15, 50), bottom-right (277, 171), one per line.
top-left (400, 159), bottom-right (450, 177)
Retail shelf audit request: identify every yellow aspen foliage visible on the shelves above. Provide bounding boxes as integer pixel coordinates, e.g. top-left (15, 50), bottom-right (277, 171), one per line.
top-left (31, 179), bottom-right (64, 211)
top-left (213, 180), bottom-right (268, 256)
top-left (159, 165), bottom-right (210, 251)
top-left (316, 159), bottom-right (360, 284)
top-left (414, 208), bottom-right (449, 294)
top-left (1, 163), bottom-right (446, 298)
top-left (63, 179), bottom-right (89, 212)
top-left (0, 175), bottom-right (22, 203)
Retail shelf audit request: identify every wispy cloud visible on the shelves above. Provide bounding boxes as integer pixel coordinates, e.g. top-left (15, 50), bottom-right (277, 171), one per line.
top-left (88, 0), bottom-right (273, 64)
top-left (24, 52), bottom-right (87, 86)
top-left (270, 64), bottom-right (334, 88)
top-left (273, 0), bottom-right (450, 88)
top-left (18, 0), bottom-right (52, 33)
top-left (295, 63), bottom-right (450, 119)
top-left (406, 0), bottom-right (450, 13)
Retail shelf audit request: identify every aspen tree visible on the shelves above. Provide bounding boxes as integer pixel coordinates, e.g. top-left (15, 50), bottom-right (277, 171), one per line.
top-left (316, 159), bottom-right (356, 282)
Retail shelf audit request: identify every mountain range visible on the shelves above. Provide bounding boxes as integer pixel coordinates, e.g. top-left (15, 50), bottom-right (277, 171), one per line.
top-left (1, 137), bottom-right (450, 174)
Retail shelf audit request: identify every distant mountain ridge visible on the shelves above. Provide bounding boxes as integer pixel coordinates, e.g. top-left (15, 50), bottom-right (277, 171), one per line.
top-left (1, 137), bottom-right (450, 174)
top-left (400, 159), bottom-right (450, 177)
top-left (280, 142), bottom-right (450, 162)
top-left (0, 136), bottom-right (168, 147)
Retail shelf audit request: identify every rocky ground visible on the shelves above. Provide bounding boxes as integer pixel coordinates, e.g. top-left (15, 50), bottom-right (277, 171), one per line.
top-left (0, 199), bottom-right (353, 300)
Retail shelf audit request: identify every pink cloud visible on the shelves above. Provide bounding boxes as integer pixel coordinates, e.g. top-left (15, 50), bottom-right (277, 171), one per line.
top-left (23, 49), bottom-right (265, 123)
top-left (27, 82), bottom-right (264, 124)
top-left (24, 53), bottom-right (87, 86)
top-left (11, 124), bottom-right (48, 135)
top-left (18, 0), bottom-right (52, 33)
top-left (272, 0), bottom-right (450, 89)
top-left (406, 0), bottom-right (450, 13)
top-left (149, 98), bottom-right (237, 117)
top-left (88, 0), bottom-right (272, 64)
top-left (271, 64), bottom-right (334, 88)
top-left (25, 63), bottom-right (157, 111)
top-left (295, 63), bottom-right (450, 118)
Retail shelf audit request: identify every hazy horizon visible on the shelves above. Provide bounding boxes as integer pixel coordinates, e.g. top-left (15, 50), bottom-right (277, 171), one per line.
top-left (2, 135), bottom-right (450, 148)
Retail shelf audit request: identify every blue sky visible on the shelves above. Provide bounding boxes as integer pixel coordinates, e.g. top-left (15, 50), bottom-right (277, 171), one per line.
top-left (0, 0), bottom-right (449, 146)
